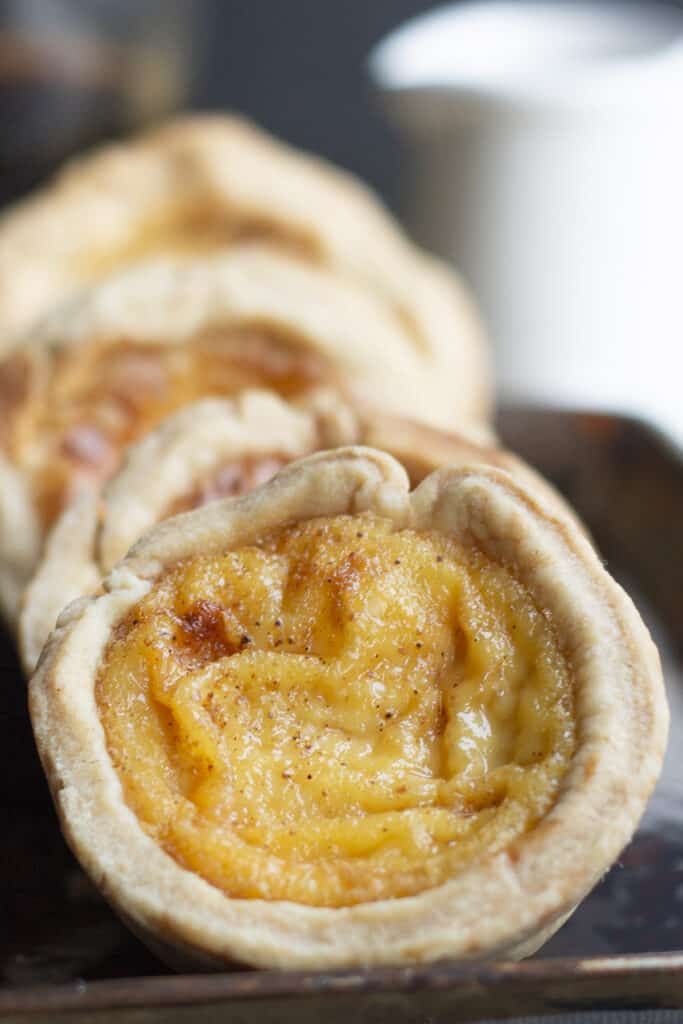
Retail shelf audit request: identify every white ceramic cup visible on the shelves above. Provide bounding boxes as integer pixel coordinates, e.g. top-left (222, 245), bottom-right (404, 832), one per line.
top-left (369, 2), bottom-right (683, 437)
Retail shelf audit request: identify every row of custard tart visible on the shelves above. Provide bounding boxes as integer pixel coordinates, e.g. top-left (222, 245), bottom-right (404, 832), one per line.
top-left (29, 446), bottom-right (666, 968)
top-left (0, 115), bottom-right (666, 970)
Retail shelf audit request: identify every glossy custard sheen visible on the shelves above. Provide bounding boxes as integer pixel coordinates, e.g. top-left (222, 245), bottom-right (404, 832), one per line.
top-left (97, 514), bottom-right (575, 907)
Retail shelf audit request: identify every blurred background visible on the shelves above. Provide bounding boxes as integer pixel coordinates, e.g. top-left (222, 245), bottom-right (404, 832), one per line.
top-left (1, 0), bottom-right (682, 438)
top-left (0, 0), bottom-right (451, 209)
top-left (194, 1), bottom-right (443, 212)
top-left (5, 1), bottom-right (683, 201)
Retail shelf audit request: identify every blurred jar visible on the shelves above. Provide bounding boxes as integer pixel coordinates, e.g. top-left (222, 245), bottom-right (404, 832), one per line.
top-left (0, 0), bottom-right (198, 203)
top-left (370, 2), bottom-right (683, 437)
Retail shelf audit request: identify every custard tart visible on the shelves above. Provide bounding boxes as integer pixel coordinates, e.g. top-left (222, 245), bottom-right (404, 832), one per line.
top-left (19, 391), bottom-right (578, 675)
top-left (0, 246), bottom-right (479, 623)
top-left (0, 115), bottom-right (489, 430)
top-left (29, 447), bottom-right (667, 969)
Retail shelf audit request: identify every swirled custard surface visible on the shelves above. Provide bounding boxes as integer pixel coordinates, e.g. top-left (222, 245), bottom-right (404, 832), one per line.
top-left (97, 514), bottom-right (575, 907)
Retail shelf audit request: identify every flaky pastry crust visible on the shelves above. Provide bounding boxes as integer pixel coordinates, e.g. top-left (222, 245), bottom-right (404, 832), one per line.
top-left (0, 245), bottom-right (488, 625)
top-left (0, 114), bottom-right (490, 426)
top-left (29, 448), bottom-right (667, 970)
top-left (19, 391), bottom-right (578, 675)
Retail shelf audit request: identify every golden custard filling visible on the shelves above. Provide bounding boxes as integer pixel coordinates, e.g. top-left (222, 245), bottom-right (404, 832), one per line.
top-left (97, 514), bottom-right (575, 908)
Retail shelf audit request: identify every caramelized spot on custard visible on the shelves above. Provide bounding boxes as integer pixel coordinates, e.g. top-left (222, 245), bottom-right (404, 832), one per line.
top-left (97, 514), bottom-right (575, 908)
top-left (0, 329), bottom-right (329, 528)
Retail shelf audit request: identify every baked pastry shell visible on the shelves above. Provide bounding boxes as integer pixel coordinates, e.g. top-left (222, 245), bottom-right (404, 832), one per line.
top-left (29, 448), bottom-right (667, 969)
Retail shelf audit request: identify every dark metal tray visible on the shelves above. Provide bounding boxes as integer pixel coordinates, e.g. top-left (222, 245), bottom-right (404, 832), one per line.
top-left (2, 407), bottom-right (683, 1021)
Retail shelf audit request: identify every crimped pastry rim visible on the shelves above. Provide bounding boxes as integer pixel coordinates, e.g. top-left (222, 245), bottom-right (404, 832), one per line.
top-left (29, 447), bottom-right (668, 969)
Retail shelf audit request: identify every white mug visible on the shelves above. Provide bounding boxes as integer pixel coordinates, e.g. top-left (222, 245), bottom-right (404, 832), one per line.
top-left (369, 2), bottom-right (683, 438)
